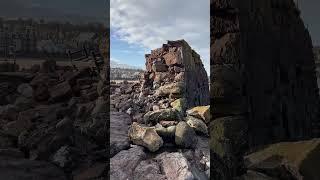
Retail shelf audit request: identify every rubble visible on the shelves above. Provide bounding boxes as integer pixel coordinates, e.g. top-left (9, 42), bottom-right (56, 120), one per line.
top-left (110, 40), bottom-right (210, 179)
top-left (0, 58), bottom-right (108, 179)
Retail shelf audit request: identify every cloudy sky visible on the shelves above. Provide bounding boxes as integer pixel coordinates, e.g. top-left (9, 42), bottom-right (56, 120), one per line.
top-left (110, 0), bottom-right (210, 71)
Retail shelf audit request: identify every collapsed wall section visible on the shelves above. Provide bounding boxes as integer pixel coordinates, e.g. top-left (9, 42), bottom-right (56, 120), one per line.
top-left (144, 40), bottom-right (209, 109)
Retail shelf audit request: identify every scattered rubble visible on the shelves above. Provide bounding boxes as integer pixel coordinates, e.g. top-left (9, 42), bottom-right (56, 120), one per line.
top-left (110, 40), bottom-right (210, 179)
top-left (0, 56), bottom-right (108, 179)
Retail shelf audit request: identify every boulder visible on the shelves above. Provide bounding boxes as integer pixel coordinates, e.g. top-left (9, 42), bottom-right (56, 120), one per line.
top-left (143, 108), bottom-right (182, 125)
top-left (128, 122), bottom-right (163, 152)
top-left (245, 138), bottom-right (320, 180)
top-left (186, 115), bottom-right (208, 135)
top-left (152, 63), bottom-right (168, 72)
top-left (175, 121), bottom-right (197, 148)
top-left (155, 124), bottom-right (176, 139)
top-left (110, 146), bottom-right (146, 180)
top-left (186, 106), bottom-right (210, 123)
top-left (133, 160), bottom-right (167, 180)
top-left (156, 152), bottom-right (194, 180)
top-left (155, 82), bottom-right (184, 97)
top-left (171, 98), bottom-right (186, 113)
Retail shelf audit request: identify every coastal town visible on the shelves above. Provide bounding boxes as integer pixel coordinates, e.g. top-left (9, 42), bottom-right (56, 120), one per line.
top-left (0, 18), bottom-right (105, 59)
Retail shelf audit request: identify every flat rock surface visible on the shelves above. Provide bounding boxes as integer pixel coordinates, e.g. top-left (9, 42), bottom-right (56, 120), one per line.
top-left (110, 112), bottom-right (132, 157)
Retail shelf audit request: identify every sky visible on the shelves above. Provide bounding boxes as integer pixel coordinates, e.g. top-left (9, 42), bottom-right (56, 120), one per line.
top-left (110, 0), bottom-right (210, 71)
top-left (1, 0), bottom-right (109, 25)
top-left (299, 0), bottom-right (320, 46)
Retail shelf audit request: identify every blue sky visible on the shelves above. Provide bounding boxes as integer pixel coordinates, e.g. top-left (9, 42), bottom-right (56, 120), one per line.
top-left (110, 0), bottom-right (210, 72)
top-left (111, 29), bottom-right (147, 69)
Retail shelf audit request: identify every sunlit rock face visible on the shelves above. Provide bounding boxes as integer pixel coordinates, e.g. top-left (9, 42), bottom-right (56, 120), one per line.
top-left (144, 40), bottom-right (209, 109)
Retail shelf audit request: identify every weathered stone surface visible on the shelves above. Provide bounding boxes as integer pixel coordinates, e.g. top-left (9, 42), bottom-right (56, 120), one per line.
top-left (128, 122), bottom-right (163, 152)
top-left (171, 98), bottom-right (186, 113)
top-left (110, 146), bottom-right (146, 180)
top-left (210, 116), bottom-right (248, 178)
top-left (110, 112), bottom-right (132, 157)
top-left (245, 138), bottom-right (320, 180)
top-left (133, 160), bottom-right (166, 180)
top-left (211, 0), bottom-right (320, 178)
top-left (155, 82), bottom-right (184, 97)
top-left (156, 152), bottom-right (194, 180)
top-left (155, 124), bottom-right (176, 139)
top-left (186, 115), bottom-right (208, 135)
top-left (175, 121), bottom-right (197, 148)
top-left (145, 40), bottom-right (209, 109)
top-left (143, 108), bottom-right (182, 125)
top-left (186, 106), bottom-right (210, 123)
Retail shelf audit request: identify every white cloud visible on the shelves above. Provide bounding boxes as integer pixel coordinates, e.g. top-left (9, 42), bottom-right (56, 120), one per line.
top-left (111, 0), bottom-right (210, 72)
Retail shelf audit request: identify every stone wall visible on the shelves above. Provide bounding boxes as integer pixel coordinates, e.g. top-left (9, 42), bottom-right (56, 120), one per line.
top-left (211, 0), bottom-right (320, 178)
top-left (144, 40), bottom-right (209, 109)
top-left (212, 0), bottom-right (320, 148)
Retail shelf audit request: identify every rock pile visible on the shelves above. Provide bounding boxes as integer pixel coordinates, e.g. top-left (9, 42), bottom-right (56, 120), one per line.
top-left (110, 40), bottom-right (211, 179)
top-left (0, 59), bottom-right (108, 179)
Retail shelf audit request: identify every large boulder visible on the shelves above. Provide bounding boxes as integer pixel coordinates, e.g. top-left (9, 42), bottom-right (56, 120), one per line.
top-left (155, 82), bottom-right (184, 97)
top-left (110, 146), bottom-right (146, 180)
top-left (128, 122), bottom-right (163, 152)
top-left (186, 115), bottom-right (208, 135)
top-left (245, 138), bottom-right (320, 180)
top-left (156, 152), bottom-right (194, 180)
top-left (143, 108), bottom-right (182, 125)
top-left (186, 106), bottom-right (210, 124)
top-left (175, 121), bottom-right (197, 148)
top-left (133, 160), bottom-right (167, 180)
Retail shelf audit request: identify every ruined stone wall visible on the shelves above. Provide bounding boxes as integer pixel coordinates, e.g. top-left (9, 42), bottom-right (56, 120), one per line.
top-left (211, 0), bottom-right (320, 148)
top-left (144, 40), bottom-right (209, 109)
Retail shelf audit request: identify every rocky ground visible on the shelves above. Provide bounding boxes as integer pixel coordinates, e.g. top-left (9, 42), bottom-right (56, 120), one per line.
top-left (0, 60), bottom-right (108, 179)
top-left (110, 40), bottom-right (211, 180)
top-left (110, 81), bottom-right (210, 180)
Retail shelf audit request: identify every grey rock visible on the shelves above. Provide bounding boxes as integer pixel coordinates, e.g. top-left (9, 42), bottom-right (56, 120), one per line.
top-left (110, 146), bottom-right (146, 180)
top-left (110, 112), bottom-right (131, 157)
top-left (175, 121), bottom-right (197, 148)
